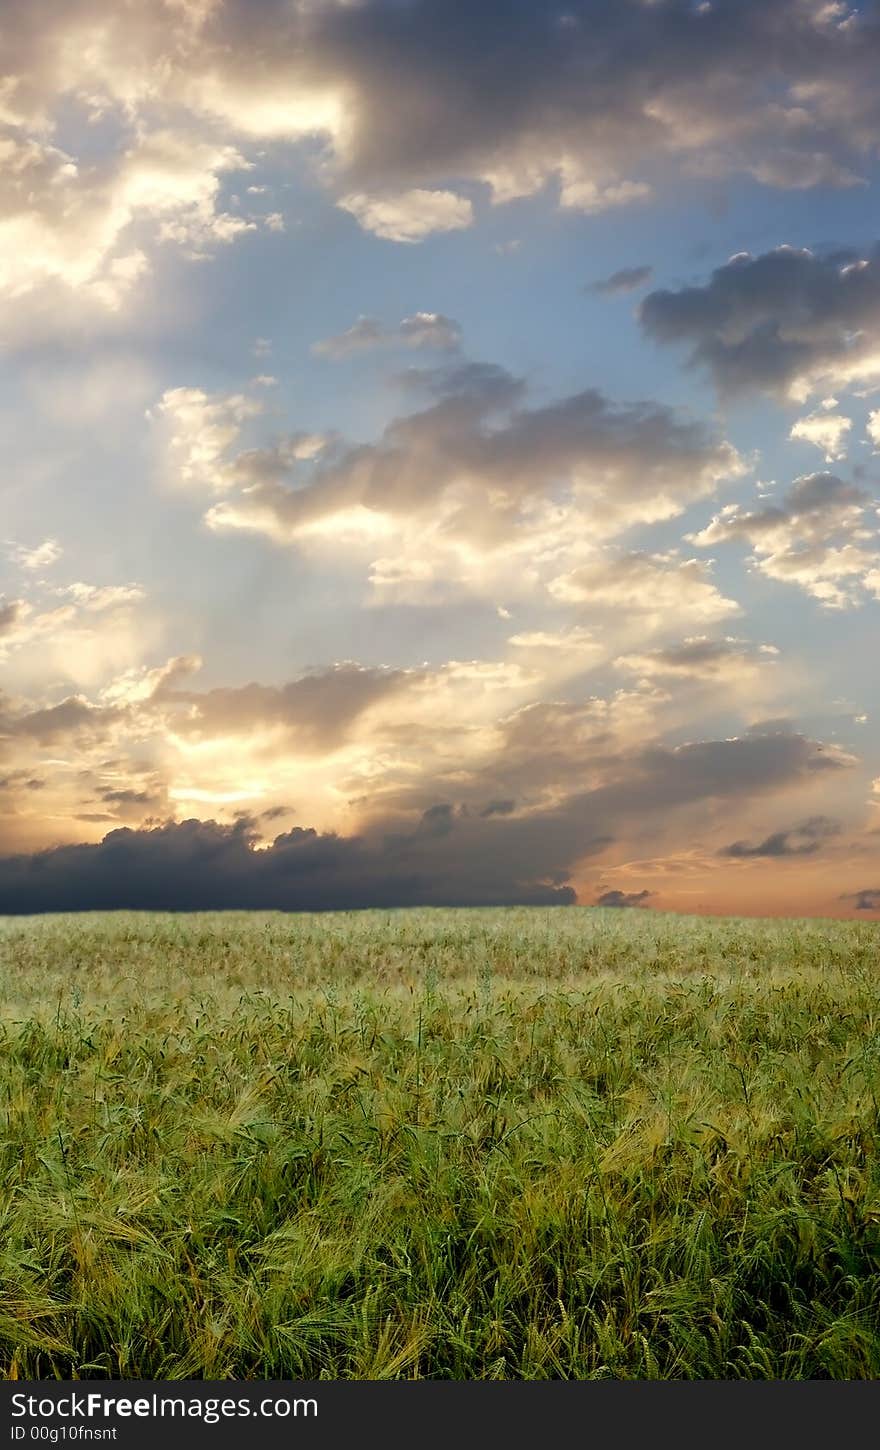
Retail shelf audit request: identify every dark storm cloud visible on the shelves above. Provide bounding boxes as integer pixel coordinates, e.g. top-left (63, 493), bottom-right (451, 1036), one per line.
top-left (596, 889), bottom-right (653, 908)
top-left (590, 266), bottom-right (653, 297)
top-left (417, 803), bottom-right (456, 837)
top-left (0, 816), bottom-right (576, 913)
top-left (841, 888), bottom-right (880, 911)
top-left (0, 728), bottom-right (849, 911)
top-left (721, 815), bottom-right (841, 858)
top-left (640, 245), bottom-right (880, 396)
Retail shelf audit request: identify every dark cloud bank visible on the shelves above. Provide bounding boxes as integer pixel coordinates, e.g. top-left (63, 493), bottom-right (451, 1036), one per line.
top-left (0, 730), bottom-right (845, 911)
top-left (0, 816), bottom-right (577, 913)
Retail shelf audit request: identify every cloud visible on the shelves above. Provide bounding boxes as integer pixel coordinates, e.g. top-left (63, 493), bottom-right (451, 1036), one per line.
top-left (1, 569), bottom-right (850, 896)
top-left (398, 312), bottom-right (463, 350)
top-left (338, 189), bottom-right (473, 242)
top-left (0, 692), bottom-right (120, 746)
top-left (197, 366), bottom-right (743, 600)
top-left (312, 315), bottom-right (385, 358)
top-left (5, 4), bottom-right (880, 909)
top-left (571, 730), bottom-right (849, 830)
top-left (0, 125), bottom-right (260, 331)
top-left (0, 600), bottom-right (27, 638)
top-left (868, 410), bottom-right (880, 451)
top-left (0, 815), bottom-right (576, 912)
top-left (156, 661), bottom-right (415, 753)
top-left (313, 311), bottom-right (461, 358)
top-left (6, 538), bottom-right (63, 572)
top-left (166, 0), bottom-right (880, 210)
top-left (589, 265), bottom-right (654, 297)
top-left (99, 653), bottom-right (203, 707)
top-left (721, 814), bottom-right (841, 857)
top-left (0, 722), bottom-right (851, 911)
top-left (0, 648), bottom-right (541, 852)
top-left (149, 387), bottom-right (264, 491)
top-left (0, 771), bottom-right (46, 794)
top-left (841, 888), bottom-right (880, 912)
top-left (790, 409), bottom-right (853, 461)
top-left (596, 888), bottom-right (653, 908)
top-left (2, 0), bottom-right (877, 335)
top-left (557, 177), bottom-right (652, 215)
top-left (640, 245), bottom-right (880, 401)
top-left (507, 627), bottom-right (602, 670)
top-left (549, 553), bottom-right (740, 623)
top-left (0, 600), bottom-right (80, 659)
top-left (0, 576), bottom-right (149, 681)
top-left (614, 635), bottom-right (778, 681)
top-left (52, 582), bottom-right (145, 612)
top-left (688, 472), bottom-right (880, 608)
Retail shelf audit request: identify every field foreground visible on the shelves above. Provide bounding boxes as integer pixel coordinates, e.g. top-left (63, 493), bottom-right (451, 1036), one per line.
top-left (2, 906), bottom-right (880, 1380)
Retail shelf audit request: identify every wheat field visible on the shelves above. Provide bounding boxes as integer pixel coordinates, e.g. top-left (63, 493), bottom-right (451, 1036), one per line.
top-left (2, 907), bottom-right (880, 1379)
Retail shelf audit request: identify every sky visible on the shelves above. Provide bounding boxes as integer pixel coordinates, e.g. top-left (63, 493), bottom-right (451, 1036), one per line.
top-left (1, 0), bottom-right (880, 916)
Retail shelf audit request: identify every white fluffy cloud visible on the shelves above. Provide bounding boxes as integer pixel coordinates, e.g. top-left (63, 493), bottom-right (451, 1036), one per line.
top-left (790, 409), bottom-right (852, 461)
top-left (0, 128), bottom-right (262, 327)
top-left (149, 387), bottom-right (264, 491)
top-left (549, 553), bottom-right (741, 624)
top-left (6, 538), bottom-right (63, 571)
top-left (688, 472), bottom-right (880, 607)
top-left (337, 189), bottom-right (474, 242)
